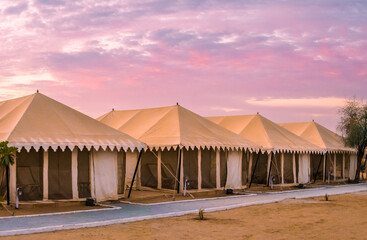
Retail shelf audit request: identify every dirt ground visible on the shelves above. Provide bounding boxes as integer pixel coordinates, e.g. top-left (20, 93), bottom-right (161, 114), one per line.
top-left (2, 191), bottom-right (367, 240)
top-left (0, 204), bottom-right (104, 217)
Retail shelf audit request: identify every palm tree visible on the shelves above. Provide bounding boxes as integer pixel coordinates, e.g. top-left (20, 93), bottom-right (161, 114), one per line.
top-left (0, 141), bottom-right (17, 205)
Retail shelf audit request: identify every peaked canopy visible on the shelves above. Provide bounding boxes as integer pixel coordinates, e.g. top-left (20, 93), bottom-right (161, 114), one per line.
top-left (0, 93), bottom-right (146, 151)
top-left (98, 105), bottom-right (259, 151)
top-left (207, 114), bottom-right (322, 154)
top-left (279, 121), bottom-right (356, 154)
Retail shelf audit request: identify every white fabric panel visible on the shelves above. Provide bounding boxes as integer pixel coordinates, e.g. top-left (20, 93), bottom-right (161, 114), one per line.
top-left (349, 154), bottom-right (357, 180)
top-left (225, 150), bottom-right (242, 189)
top-left (126, 151), bottom-right (138, 188)
top-left (92, 149), bottom-right (118, 202)
top-left (298, 154), bottom-right (310, 183)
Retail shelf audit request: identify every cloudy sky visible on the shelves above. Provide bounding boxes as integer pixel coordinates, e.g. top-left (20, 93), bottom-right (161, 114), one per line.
top-left (0, 0), bottom-right (366, 131)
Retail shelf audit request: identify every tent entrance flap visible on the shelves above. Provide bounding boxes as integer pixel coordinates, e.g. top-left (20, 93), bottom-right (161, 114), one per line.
top-left (345, 154), bottom-right (350, 179)
top-left (251, 152), bottom-right (268, 185)
top-left (48, 147), bottom-right (72, 200)
top-left (325, 154), bottom-right (334, 180)
top-left (183, 149), bottom-right (198, 189)
top-left (310, 154), bottom-right (323, 182)
top-left (78, 148), bottom-right (91, 198)
top-left (220, 150), bottom-right (227, 188)
top-left (16, 148), bottom-right (43, 201)
top-left (336, 154), bottom-right (343, 179)
top-left (201, 148), bottom-right (216, 188)
top-left (162, 149), bottom-right (178, 190)
top-left (283, 153), bottom-right (295, 183)
top-left (270, 153), bottom-right (281, 184)
top-left (140, 150), bottom-right (158, 188)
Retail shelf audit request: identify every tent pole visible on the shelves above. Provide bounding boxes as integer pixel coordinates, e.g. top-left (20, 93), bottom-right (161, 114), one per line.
top-left (176, 148), bottom-right (182, 193)
top-left (128, 150), bottom-right (143, 198)
top-left (314, 153), bottom-right (323, 183)
top-left (267, 152), bottom-right (274, 186)
top-left (249, 150), bottom-right (261, 188)
top-left (324, 152), bottom-right (328, 182)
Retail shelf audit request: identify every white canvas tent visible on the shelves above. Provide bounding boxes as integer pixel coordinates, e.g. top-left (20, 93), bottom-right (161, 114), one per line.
top-left (279, 121), bottom-right (357, 181)
top-left (98, 105), bottom-right (260, 192)
top-left (0, 92), bottom-right (145, 202)
top-left (207, 114), bottom-right (323, 186)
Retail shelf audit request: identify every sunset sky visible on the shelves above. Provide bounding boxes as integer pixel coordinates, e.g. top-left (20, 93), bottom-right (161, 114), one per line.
top-left (0, 0), bottom-right (366, 132)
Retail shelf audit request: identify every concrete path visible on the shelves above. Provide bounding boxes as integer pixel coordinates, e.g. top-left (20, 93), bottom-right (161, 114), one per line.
top-left (0, 183), bottom-right (366, 236)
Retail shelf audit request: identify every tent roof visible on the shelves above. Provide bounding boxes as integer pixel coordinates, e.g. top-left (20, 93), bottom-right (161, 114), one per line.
top-left (0, 93), bottom-right (145, 152)
top-left (97, 105), bottom-right (260, 151)
top-left (207, 114), bottom-right (322, 154)
top-left (279, 121), bottom-right (356, 153)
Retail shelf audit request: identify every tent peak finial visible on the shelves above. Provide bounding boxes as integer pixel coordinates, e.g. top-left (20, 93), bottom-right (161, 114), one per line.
top-left (257, 112), bottom-right (259, 114)
top-left (112, 108), bottom-right (115, 111)
top-left (176, 102), bottom-right (179, 105)
top-left (36, 89), bottom-right (39, 93)
top-left (312, 119), bottom-right (314, 122)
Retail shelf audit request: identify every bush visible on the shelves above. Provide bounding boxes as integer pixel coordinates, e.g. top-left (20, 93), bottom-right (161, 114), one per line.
top-left (198, 208), bottom-right (205, 220)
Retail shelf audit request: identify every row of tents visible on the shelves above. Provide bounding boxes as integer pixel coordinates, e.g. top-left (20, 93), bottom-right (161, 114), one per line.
top-left (0, 92), bottom-right (357, 203)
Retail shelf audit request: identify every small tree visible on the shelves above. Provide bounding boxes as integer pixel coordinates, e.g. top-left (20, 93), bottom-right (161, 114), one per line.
top-left (0, 141), bottom-right (17, 205)
top-left (338, 99), bottom-right (367, 181)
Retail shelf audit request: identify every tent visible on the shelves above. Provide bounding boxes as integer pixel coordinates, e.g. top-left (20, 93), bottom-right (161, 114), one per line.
top-left (207, 114), bottom-right (322, 185)
top-left (98, 105), bottom-right (260, 192)
top-left (279, 121), bottom-right (357, 181)
top-left (0, 92), bottom-right (145, 202)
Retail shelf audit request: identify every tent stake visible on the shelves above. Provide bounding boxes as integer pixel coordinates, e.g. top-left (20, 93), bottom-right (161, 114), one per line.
top-left (249, 150), bottom-right (261, 188)
top-left (176, 148), bottom-right (182, 193)
top-left (267, 152), bottom-right (274, 186)
top-left (314, 153), bottom-right (324, 183)
top-left (128, 150), bottom-right (143, 198)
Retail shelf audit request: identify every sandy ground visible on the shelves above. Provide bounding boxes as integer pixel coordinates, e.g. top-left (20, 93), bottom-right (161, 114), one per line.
top-left (2, 191), bottom-right (367, 240)
top-left (0, 204), bottom-right (104, 217)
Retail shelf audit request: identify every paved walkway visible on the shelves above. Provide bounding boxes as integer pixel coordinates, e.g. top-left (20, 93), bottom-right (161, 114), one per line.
top-left (1, 183), bottom-right (366, 236)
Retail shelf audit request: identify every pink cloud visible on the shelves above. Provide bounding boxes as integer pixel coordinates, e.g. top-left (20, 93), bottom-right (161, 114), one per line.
top-left (0, 0), bottom-right (366, 131)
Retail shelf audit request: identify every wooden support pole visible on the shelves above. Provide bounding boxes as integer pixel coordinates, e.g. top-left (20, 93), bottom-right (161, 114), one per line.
top-left (293, 153), bottom-right (297, 184)
top-left (71, 148), bottom-right (78, 200)
top-left (342, 153), bottom-right (345, 179)
top-left (43, 149), bottom-right (48, 200)
top-left (323, 153), bottom-right (326, 182)
top-left (198, 148), bottom-right (202, 190)
top-left (280, 152), bottom-right (284, 184)
top-left (216, 149), bottom-right (220, 189)
top-left (180, 150), bottom-right (184, 193)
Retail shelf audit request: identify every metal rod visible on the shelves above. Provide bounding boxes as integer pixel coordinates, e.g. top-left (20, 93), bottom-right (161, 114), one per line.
top-left (249, 150), bottom-right (261, 188)
top-left (176, 148), bottom-right (182, 193)
top-left (128, 150), bottom-right (143, 198)
top-left (267, 152), bottom-right (274, 186)
top-left (314, 153), bottom-right (323, 183)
